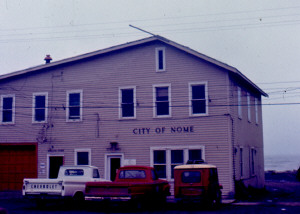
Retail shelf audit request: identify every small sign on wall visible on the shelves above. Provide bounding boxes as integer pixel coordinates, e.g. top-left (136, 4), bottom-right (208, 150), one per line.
top-left (124, 159), bottom-right (136, 166)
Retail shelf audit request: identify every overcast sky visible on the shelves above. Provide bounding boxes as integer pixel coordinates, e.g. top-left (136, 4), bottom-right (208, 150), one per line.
top-left (1, 0), bottom-right (300, 157)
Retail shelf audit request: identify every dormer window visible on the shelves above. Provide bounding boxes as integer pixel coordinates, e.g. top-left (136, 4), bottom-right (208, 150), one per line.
top-left (156, 47), bottom-right (165, 72)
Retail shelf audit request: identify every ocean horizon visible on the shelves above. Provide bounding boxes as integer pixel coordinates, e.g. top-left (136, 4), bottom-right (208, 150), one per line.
top-left (264, 154), bottom-right (300, 172)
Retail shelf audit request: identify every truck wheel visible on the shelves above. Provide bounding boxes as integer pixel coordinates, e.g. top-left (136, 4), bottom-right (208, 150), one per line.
top-left (73, 192), bottom-right (85, 201)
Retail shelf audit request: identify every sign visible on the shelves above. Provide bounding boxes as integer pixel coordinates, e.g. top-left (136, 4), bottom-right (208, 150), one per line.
top-left (133, 126), bottom-right (194, 135)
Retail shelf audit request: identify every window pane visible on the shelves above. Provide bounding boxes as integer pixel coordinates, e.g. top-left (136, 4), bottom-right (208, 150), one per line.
top-left (65, 169), bottom-right (84, 176)
top-left (3, 97), bottom-right (13, 109)
top-left (154, 165), bottom-right (166, 178)
top-left (154, 150), bottom-right (166, 164)
top-left (156, 102), bottom-right (169, 115)
top-left (93, 169), bottom-right (100, 178)
top-left (158, 50), bottom-right (164, 70)
top-left (35, 96), bottom-right (45, 108)
top-left (189, 149), bottom-right (202, 161)
top-left (192, 85), bottom-right (205, 99)
top-left (171, 150), bottom-right (183, 164)
top-left (77, 152), bottom-right (89, 165)
top-left (35, 109), bottom-right (45, 121)
top-left (2, 111), bottom-right (12, 122)
top-left (122, 89), bottom-right (133, 103)
top-left (69, 107), bottom-right (80, 119)
top-left (119, 170), bottom-right (146, 179)
top-left (156, 87), bottom-right (168, 101)
top-left (182, 171), bottom-right (201, 183)
top-left (69, 93), bottom-right (80, 106)
top-left (192, 100), bottom-right (206, 114)
top-left (122, 103), bottom-right (134, 117)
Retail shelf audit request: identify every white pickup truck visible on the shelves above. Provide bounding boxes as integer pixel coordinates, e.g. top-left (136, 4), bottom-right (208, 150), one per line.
top-left (22, 165), bottom-right (105, 202)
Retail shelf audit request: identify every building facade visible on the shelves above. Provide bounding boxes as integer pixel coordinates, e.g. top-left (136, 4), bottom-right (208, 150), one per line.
top-left (0, 36), bottom-right (267, 196)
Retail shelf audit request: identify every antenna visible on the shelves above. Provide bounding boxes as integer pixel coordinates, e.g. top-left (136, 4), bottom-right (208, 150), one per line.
top-left (129, 24), bottom-right (156, 36)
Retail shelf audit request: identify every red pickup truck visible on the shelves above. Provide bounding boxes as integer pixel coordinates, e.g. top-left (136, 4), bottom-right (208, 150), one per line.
top-left (85, 165), bottom-right (170, 204)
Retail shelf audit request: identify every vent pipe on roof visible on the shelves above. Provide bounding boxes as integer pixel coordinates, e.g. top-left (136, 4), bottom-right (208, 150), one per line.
top-left (44, 55), bottom-right (52, 64)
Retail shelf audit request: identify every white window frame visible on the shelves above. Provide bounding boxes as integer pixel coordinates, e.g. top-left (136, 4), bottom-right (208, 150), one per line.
top-left (189, 82), bottom-right (208, 116)
top-left (32, 92), bottom-right (48, 123)
top-left (153, 84), bottom-right (171, 118)
top-left (247, 92), bottom-right (251, 122)
top-left (119, 86), bottom-right (136, 119)
top-left (237, 87), bottom-right (242, 119)
top-left (155, 47), bottom-right (166, 72)
top-left (66, 90), bottom-right (83, 122)
top-left (74, 148), bottom-right (91, 166)
top-left (150, 145), bottom-right (205, 181)
top-left (255, 98), bottom-right (259, 124)
top-left (0, 94), bottom-right (15, 125)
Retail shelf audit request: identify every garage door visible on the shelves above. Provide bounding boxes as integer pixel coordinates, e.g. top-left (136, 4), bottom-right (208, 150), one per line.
top-left (0, 144), bottom-right (37, 191)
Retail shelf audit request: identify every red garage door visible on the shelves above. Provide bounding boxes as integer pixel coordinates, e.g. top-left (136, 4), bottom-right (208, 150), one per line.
top-left (0, 144), bottom-right (37, 191)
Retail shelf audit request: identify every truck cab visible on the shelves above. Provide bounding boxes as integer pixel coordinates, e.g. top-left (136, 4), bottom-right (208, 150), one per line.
top-left (174, 160), bottom-right (222, 207)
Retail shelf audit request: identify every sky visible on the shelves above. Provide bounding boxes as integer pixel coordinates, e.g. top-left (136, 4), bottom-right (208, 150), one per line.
top-left (0, 0), bottom-right (300, 157)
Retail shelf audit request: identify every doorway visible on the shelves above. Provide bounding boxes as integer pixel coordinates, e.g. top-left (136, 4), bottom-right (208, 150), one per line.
top-left (106, 154), bottom-right (123, 181)
top-left (48, 156), bottom-right (64, 179)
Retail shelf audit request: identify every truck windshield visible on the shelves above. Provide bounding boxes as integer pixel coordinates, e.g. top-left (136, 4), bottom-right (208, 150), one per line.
top-left (119, 170), bottom-right (146, 179)
top-left (65, 169), bottom-right (84, 176)
top-left (182, 171), bottom-right (201, 183)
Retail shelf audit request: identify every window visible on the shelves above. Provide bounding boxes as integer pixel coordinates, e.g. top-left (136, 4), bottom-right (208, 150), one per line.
top-left (189, 82), bottom-right (208, 116)
top-left (75, 149), bottom-right (91, 165)
top-left (255, 98), bottom-right (259, 124)
top-left (65, 169), bottom-right (84, 176)
top-left (153, 84), bottom-right (171, 117)
top-left (182, 171), bottom-right (201, 183)
top-left (250, 148), bottom-right (256, 175)
top-left (93, 169), bottom-right (100, 178)
top-left (67, 90), bottom-right (82, 121)
top-left (33, 93), bottom-right (48, 123)
top-left (1, 95), bottom-right (15, 124)
top-left (156, 47), bottom-right (165, 72)
top-left (171, 150), bottom-right (184, 178)
top-left (119, 87), bottom-right (136, 119)
top-left (238, 87), bottom-right (242, 118)
top-left (153, 150), bottom-right (166, 178)
top-left (247, 93), bottom-right (251, 122)
top-left (119, 170), bottom-right (146, 179)
top-left (151, 146), bottom-right (204, 180)
top-left (240, 148), bottom-right (244, 177)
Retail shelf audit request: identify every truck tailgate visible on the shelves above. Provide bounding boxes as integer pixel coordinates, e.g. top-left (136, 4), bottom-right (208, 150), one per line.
top-left (86, 182), bottom-right (132, 197)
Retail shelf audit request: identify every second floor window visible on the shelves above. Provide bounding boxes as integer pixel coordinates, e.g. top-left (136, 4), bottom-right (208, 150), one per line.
top-left (153, 85), bottom-right (171, 117)
top-left (1, 95), bottom-right (15, 124)
top-left (189, 82), bottom-right (208, 116)
top-left (119, 87), bottom-right (136, 119)
top-left (33, 93), bottom-right (48, 123)
top-left (67, 90), bottom-right (82, 121)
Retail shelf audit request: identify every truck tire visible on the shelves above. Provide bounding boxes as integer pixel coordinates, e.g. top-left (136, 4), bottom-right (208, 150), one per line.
top-left (73, 192), bottom-right (85, 201)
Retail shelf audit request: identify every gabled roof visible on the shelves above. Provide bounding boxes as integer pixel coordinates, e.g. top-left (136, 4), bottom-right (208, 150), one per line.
top-left (0, 35), bottom-right (267, 97)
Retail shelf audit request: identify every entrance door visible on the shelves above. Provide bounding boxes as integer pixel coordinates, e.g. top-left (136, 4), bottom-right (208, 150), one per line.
top-left (110, 158), bottom-right (120, 181)
top-left (106, 154), bottom-right (123, 181)
top-left (49, 156), bottom-right (64, 179)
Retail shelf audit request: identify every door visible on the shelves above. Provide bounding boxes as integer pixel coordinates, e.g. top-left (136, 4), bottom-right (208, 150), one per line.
top-left (0, 144), bottom-right (37, 190)
top-left (110, 158), bottom-right (120, 181)
top-left (49, 156), bottom-right (64, 179)
top-left (106, 154), bottom-right (123, 181)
